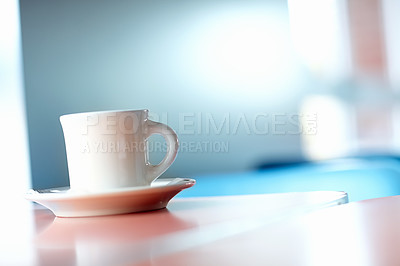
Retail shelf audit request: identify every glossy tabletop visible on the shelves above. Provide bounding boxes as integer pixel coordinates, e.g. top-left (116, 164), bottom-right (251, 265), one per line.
top-left (0, 191), bottom-right (368, 265)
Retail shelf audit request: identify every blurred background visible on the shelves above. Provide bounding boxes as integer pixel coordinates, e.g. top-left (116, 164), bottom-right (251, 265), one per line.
top-left (1, 0), bottom-right (400, 200)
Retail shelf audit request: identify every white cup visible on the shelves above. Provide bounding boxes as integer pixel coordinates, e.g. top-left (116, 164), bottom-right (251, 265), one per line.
top-left (60, 109), bottom-right (178, 192)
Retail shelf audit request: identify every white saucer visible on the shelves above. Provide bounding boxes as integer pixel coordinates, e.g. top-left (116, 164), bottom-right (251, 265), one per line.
top-left (25, 178), bottom-right (195, 217)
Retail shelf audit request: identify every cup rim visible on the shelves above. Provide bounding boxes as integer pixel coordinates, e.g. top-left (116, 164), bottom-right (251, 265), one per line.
top-left (60, 109), bottom-right (148, 120)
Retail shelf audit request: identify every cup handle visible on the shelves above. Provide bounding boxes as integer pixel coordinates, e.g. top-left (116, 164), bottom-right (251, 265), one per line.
top-left (144, 120), bottom-right (179, 184)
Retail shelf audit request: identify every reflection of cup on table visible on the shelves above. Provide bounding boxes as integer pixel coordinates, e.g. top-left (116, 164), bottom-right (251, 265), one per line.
top-left (60, 109), bottom-right (178, 192)
top-left (35, 209), bottom-right (196, 266)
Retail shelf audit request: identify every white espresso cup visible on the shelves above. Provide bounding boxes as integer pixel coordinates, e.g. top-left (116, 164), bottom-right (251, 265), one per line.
top-left (60, 109), bottom-right (178, 192)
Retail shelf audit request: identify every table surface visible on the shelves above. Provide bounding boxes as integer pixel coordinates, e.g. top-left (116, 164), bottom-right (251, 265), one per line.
top-left (4, 191), bottom-right (400, 266)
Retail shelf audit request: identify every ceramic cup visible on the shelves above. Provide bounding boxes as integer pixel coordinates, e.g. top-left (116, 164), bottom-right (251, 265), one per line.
top-left (60, 109), bottom-right (178, 192)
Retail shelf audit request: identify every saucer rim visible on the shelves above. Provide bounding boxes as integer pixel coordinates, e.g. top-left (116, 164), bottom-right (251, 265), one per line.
top-left (25, 178), bottom-right (195, 201)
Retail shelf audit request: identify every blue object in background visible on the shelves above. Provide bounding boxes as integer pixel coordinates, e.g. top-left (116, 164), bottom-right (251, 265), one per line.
top-left (176, 157), bottom-right (400, 202)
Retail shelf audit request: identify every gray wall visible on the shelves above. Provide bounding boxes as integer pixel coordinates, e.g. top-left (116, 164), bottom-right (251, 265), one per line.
top-left (20, 0), bottom-right (308, 189)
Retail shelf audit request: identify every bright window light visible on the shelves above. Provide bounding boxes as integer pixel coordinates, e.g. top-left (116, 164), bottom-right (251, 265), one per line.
top-left (287, 0), bottom-right (351, 80)
top-left (301, 95), bottom-right (356, 160)
top-left (0, 1), bottom-right (31, 194)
